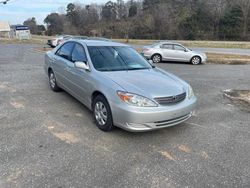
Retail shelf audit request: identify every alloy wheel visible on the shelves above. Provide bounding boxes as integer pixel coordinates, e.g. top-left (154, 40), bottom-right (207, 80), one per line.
top-left (152, 55), bottom-right (161, 63)
top-left (49, 72), bottom-right (56, 89)
top-left (94, 101), bottom-right (108, 126)
top-left (192, 57), bottom-right (201, 65)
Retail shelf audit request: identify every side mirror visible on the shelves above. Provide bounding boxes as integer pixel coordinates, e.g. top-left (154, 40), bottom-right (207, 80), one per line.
top-left (75, 61), bottom-right (89, 71)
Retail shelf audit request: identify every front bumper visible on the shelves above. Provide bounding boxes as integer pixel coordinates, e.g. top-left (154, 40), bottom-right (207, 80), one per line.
top-left (201, 55), bottom-right (208, 63)
top-left (141, 52), bottom-right (151, 60)
top-left (110, 96), bottom-right (197, 132)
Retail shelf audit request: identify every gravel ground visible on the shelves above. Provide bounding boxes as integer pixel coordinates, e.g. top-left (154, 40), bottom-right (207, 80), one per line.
top-left (0, 44), bottom-right (250, 188)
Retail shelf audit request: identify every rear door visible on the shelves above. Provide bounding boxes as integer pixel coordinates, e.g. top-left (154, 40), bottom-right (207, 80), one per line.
top-left (160, 44), bottom-right (175, 61)
top-left (53, 42), bottom-right (75, 89)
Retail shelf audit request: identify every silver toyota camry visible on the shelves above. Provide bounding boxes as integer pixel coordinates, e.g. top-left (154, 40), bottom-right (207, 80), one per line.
top-left (44, 39), bottom-right (197, 132)
top-left (142, 42), bottom-right (207, 65)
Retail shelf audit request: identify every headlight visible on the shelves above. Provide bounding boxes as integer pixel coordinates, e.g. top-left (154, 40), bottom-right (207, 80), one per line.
top-left (188, 85), bottom-right (194, 99)
top-left (117, 91), bottom-right (158, 107)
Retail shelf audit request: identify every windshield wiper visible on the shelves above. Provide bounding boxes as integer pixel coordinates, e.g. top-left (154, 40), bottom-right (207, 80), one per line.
top-left (99, 68), bottom-right (126, 72)
top-left (127, 67), bottom-right (151, 71)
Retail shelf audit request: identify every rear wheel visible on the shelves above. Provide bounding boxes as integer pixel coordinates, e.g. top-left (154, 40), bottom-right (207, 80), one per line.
top-left (151, 54), bottom-right (162, 63)
top-left (93, 95), bottom-right (114, 132)
top-left (48, 70), bottom-right (61, 92)
top-left (191, 56), bottom-right (201, 65)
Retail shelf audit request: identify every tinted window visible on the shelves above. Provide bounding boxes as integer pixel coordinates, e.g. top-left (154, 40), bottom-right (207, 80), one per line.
top-left (56, 42), bottom-right (75, 60)
top-left (161, 44), bottom-right (173, 49)
top-left (174, 45), bottom-right (185, 51)
top-left (72, 44), bottom-right (87, 62)
top-left (88, 46), bottom-right (152, 72)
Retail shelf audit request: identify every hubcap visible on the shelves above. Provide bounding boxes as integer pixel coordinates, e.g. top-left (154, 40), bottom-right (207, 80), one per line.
top-left (192, 57), bottom-right (200, 65)
top-left (49, 73), bottom-right (56, 88)
top-left (153, 55), bottom-right (161, 63)
top-left (94, 102), bottom-right (107, 126)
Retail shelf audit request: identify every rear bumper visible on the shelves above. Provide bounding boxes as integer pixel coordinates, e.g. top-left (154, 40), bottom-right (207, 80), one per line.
top-left (110, 96), bottom-right (197, 132)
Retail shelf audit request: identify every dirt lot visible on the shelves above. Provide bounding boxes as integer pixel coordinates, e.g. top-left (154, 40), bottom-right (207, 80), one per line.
top-left (0, 44), bottom-right (250, 187)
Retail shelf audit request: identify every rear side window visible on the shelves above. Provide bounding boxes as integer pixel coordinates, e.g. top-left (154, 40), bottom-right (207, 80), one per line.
top-left (161, 44), bottom-right (173, 49)
top-left (56, 42), bottom-right (75, 61)
top-left (71, 44), bottom-right (87, 62)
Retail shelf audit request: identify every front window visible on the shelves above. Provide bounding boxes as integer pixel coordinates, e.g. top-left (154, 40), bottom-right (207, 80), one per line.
top-left (174, 45), bottom-right (186, 51)
top-left (88, 46), bottom-right (152, 72)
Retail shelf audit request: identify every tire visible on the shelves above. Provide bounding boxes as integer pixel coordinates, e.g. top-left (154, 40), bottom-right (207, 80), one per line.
top-left (48, 70), bottom-right (61, 92)
top-left (151, 54), bottom-right (162, 63)
top-left (191, 56), bottom-right (201, 65)
top-left (93, 95), bottom-right (114, 132)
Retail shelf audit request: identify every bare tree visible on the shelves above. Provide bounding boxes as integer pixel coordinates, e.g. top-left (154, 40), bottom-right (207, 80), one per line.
top-left (207, 0), bottom-right (227, 38)
top-left (237, 0), bottom-right (250, 39)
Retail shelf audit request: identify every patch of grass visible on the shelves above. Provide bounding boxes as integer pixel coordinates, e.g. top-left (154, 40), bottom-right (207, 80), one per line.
top-left (206, 53), bottom-right (250, 64)
top-left (114, 39), bottom-right (250, 49)
top-left (0, 35), bottom-right (53, 45)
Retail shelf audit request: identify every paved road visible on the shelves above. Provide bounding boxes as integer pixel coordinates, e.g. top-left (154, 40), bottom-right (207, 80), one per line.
top-left (192, 47), bottom-right (250, 56)
top-left (1, 44), bottom-right (250, 187)
top-left (132, 44), bottom-right (250, 56)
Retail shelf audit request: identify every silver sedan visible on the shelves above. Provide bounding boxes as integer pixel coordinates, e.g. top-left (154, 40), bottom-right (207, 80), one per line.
top-left (142, 42), bottom-right (207, 65)
top-left (44, 39), bottom-right (197, 132)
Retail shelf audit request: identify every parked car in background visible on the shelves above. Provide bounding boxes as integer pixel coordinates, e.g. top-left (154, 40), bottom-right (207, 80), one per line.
top-left (69, 35), bottom-right (89, 40)
top-left (48, 35), bottom-right (112, 48)
top-left (87, 37), bottom-right (111, 41)
top-left (68, 36), bottom-right (111, 42)
top-left (47, 35), bottom-right (72, 47)
top-left (44, 39), bottom-right (196, 132)
top-left (142, 42), bottom-right (207, 65)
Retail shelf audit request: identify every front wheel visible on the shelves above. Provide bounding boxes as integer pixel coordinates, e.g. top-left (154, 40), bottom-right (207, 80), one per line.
top-left (93, 95), bottom-right (114, 132)
top-left (191, 56), bottom-right (201, 65)
top-left (151, 54), bottom-right (162, 63)
top-left (49, 70), bottom-right (61, 92)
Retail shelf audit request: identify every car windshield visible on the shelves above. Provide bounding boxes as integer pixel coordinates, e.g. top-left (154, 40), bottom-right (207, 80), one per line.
top-left (88, 46), bottom-right (152, 72)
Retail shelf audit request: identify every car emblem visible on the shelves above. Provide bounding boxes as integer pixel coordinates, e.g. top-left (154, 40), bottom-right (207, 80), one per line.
top-left (173, 95), bottom-right (177, 101)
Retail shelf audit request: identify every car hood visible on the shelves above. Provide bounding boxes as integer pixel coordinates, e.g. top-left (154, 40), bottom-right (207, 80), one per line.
top-left (102, 68), bottom-right (186, 98)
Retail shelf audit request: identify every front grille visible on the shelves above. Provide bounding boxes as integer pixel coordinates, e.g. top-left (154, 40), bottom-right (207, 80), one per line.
top-left (155, 113), bottom-right (191, 127)
top-left (154, 92), bottom-right (186, 105)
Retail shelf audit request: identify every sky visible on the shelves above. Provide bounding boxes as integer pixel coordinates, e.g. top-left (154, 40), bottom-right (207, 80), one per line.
top-left (0, 0), bottom-right (109, 25)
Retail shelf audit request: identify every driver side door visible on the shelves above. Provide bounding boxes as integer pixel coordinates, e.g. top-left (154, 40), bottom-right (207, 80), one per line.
top-left (67, 43), bottom-right (93, 106)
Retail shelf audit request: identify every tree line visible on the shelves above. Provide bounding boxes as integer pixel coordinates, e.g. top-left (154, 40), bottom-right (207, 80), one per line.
top-left (25, 0), bottom-right (250, 41)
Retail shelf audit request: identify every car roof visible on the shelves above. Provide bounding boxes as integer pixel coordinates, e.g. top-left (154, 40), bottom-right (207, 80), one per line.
top-left (68, 39), bottom-right (129, 47)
